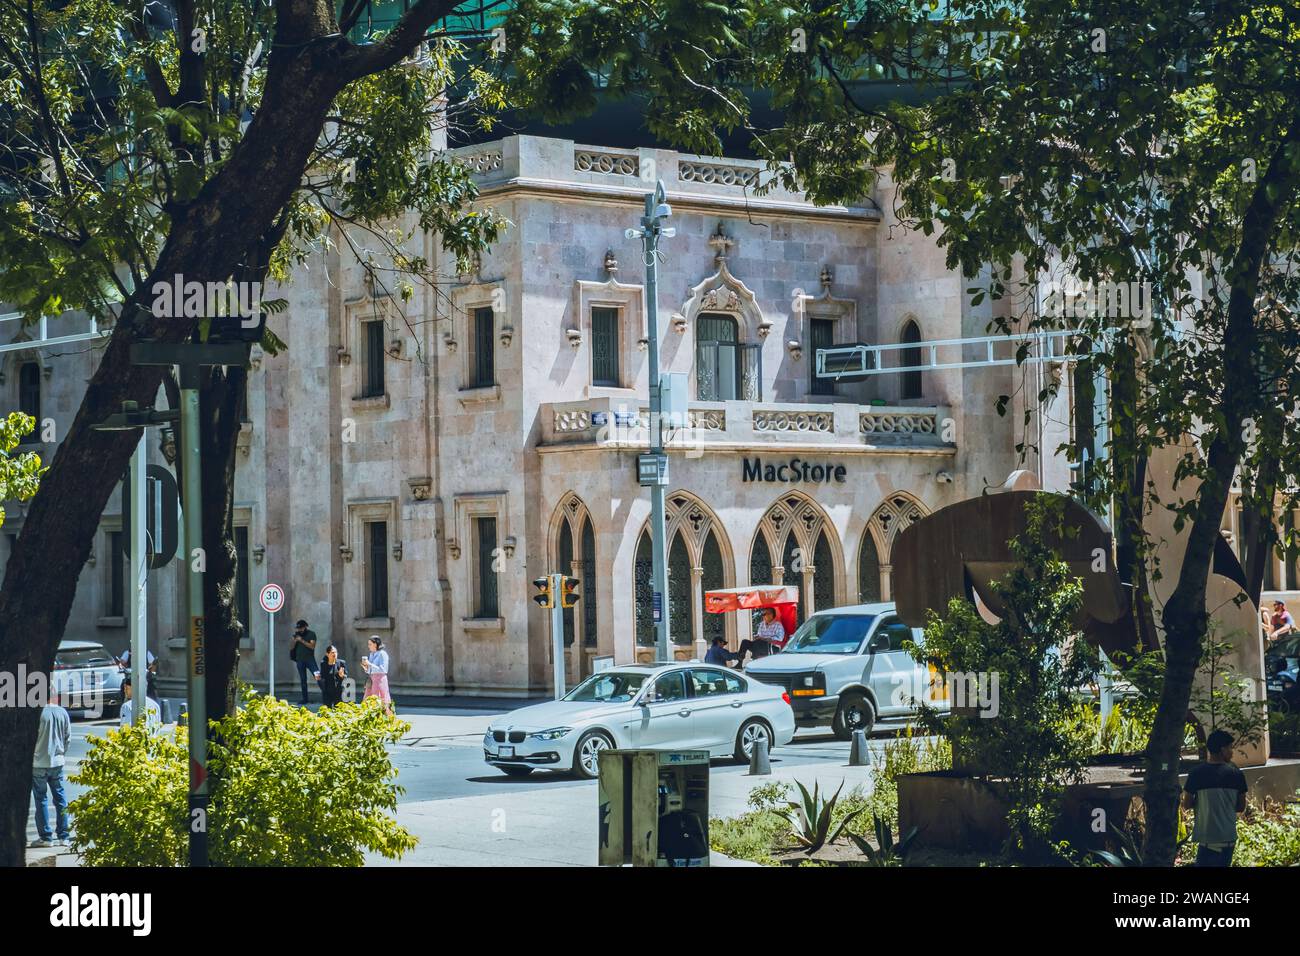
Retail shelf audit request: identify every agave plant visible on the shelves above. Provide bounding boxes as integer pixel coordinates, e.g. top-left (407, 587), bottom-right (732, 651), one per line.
top-left (849, 814), bottom-right (919, 866)
top-left (779, 780), bottom-right (864, 854)
top-left (1091, 823), bottom-right (1190, 866)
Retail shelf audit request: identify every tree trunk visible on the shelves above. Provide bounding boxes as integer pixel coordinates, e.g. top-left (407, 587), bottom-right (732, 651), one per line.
top-left (200, 366), bottom-right (248, 723)
top-left (0, 28), bottom-right (348, 866)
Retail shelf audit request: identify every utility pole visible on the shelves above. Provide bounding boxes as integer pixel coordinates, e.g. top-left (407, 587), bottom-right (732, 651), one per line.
top-left (128, 438), bottom-right (147, 726)
top-left (627, 181), bottom-right (675, 662)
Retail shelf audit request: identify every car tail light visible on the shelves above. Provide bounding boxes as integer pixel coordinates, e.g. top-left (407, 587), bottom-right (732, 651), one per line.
top-left (782, 691), bottom-right (792, 706)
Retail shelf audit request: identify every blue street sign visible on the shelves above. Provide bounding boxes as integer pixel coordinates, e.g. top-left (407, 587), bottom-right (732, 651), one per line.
top-left (653, 591), bottom-right (662, 623)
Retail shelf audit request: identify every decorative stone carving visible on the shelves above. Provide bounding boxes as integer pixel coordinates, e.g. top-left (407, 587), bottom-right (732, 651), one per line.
top-left (460, 150), bottom-right (503, 175)
top-left (603, 250), bottom-right (618, 275)
top-left (447, 539), bottom-right (460, 560)
top-left (787, 340), bottom-right (803, 361)
top-left (679, 161), bottom-right (759, 188)
top-left (700, 287), bottom-right (741, 312)
top-left (249, 344), bottom-right (264, 370)
top-left (754, 410), bottom-right (832, 432)
top-left (499, 325), bottom-right (514, 348)
top-left (566, 328), bottom-right (582, 349)
top-left (554, 409), bottom-right (591, 433)
top-left (392, 541), bottom-right (403, 562)
top-left (408, 477), bottom-right (433, 501)
top-left (860, 411), bottom-right (939, 436)
top-left (252, 545), bottom-right (265, 564)
top-left (574, 149), bottom-right (639, 175)
top-left (339, 544), bottom-right (353, 562)
top-left (671, 313), bottom-right (688, 333)
top-left (337, 346), bottom-right (351, 365)
top-left (236, 422), bottom-right (253, 458)
top-left (443, 333), bottom-right (458, 354)
top-left (504, 535), bottom-right (517, 559)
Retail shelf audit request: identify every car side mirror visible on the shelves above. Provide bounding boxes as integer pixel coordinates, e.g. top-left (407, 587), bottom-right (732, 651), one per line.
top-left (640, 690), bottom-right (656, 705)
top-left (868, 634), bottom-right (890, 653)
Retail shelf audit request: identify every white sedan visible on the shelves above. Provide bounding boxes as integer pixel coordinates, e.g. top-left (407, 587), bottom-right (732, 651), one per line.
top-left (483, 662), bottom-right (796, 779)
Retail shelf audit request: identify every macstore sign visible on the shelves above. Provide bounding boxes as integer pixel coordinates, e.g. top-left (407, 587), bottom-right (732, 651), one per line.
top-left (742, 457), bottom-right (847, 484)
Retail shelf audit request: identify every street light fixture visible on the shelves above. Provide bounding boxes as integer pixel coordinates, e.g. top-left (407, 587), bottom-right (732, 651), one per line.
top-left (628, 180), bottom-right (675, 662)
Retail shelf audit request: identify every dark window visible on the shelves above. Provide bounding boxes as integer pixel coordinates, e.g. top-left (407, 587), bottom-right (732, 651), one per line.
top-left (689, 668), bottom-right (742, 697)
top-left (900, 320), bottom-right (922, 400)
top-left (810, 318), bottom-right (836, 395)
top-left (697, 313), bottom-right (762, 401)
top-left (634, 531), bottom-right (655, 646)
top-left (668, 532), bottom-right (692, 645)
top-left (651, 670), bottom-right (687, 702)
top-left (580, 518), bottom-right (597, 647)
top-left (108, 531), bottom-right (124, 618)
top-left (366, 521), bottom-right (388, 617)
top-left (591, 307), bottom-right (620, 386)
top-left (234, 526), bottom-right (251, 635)
top-left (470, 306), bottom-right (495, 387)
top-left (877, 619), bottom-right (914, 652)
top-left (559, 518), bottom-right (575, 645)
top-left (363, 320), bottom-right (386, 397)
top-left (475, 516), bottom-right (499, 618)
top-left (18, 362), bottom-right (40, 443)
top-left (859, 535), bottom-right (881, 604)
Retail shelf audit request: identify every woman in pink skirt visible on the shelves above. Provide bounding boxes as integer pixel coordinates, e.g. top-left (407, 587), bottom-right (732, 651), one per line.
top-left (360, 636), bottom-right (392, 715)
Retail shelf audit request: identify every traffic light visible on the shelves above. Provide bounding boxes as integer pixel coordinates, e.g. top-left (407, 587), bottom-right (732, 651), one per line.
top-left (560, 576), bottom-right (580, 608)
top-left (532, 576), bottom-right (554, 609)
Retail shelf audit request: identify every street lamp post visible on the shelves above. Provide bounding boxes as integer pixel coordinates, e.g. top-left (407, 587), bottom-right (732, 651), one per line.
top-left (627, 181), bottom-right (676, 662)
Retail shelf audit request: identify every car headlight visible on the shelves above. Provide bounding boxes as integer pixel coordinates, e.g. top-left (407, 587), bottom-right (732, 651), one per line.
top-left (529, 727), bottom-right (572, 741)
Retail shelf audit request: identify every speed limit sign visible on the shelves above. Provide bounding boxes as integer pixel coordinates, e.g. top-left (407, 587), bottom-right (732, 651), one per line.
top-left (259, 583), bottom-right (285, 614)
top-left (260, 583), bottom-right (285, 699)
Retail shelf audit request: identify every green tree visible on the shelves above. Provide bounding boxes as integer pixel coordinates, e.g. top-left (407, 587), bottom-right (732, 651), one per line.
top-left (507, 0), bottom-right (1300, 864)
top-left (0, 0), bottom-right (512, 864)
top-left (909, 495), bottom-right (1100, 861)
top-left (0, 412), bottom-right (43, 526)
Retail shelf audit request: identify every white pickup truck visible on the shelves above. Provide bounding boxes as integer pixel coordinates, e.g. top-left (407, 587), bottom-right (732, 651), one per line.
top-left (743, 602), bottom-right (950, 737)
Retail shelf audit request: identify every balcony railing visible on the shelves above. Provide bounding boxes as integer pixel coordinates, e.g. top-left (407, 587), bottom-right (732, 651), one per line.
top-left (541, 399), bottom-right (954, 452)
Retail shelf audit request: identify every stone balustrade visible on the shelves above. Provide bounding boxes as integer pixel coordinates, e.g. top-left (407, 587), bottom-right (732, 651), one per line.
top-left (542, 398), bottom-right (953, 452)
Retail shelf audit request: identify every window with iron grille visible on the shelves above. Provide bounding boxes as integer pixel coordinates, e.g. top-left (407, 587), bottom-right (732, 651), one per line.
top-left (474, 516), bottom-right (499, 617)
top-left (363, 320), bottom-right (386, 397)
top-left (469, 306), bottom-right (495, 387)
top-left (591, 306), bottom-right (620, 386)
top-left (366, 520), bottom-right (389, 617)
top-left (810, 318), bottom-right (836, 395)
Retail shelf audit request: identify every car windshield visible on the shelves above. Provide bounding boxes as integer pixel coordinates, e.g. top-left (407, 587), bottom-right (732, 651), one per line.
top-left (782, 615), bottom-right (876, 654)
top-left (55, 646), bottom-right (115, 668)
top-left (563, 671), bottom-right (649, 702)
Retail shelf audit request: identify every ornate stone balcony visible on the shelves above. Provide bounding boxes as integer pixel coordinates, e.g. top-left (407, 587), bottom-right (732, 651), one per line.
top-left (540, 398), bottom-right (955, 454)
top-left (450, 137), bottom-right (878, 222)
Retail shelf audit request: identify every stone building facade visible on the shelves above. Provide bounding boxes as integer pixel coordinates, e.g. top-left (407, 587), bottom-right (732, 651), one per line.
top-left (19, 132), bottom-right (1251, 698)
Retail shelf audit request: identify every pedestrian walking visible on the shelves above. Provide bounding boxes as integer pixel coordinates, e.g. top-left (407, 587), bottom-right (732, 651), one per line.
top-left (314, 645), bottom-right (349, 707)
top-left (359, 636), bottom-right (392, 714)
top-left (31, 691), bottom-right (72, 848)
top-left (1183, 729), bottom-right (1248, 867)
top-left (290, 619), bottom-right (318, 705)
top-left (118, 675), bottom-right (162, 731)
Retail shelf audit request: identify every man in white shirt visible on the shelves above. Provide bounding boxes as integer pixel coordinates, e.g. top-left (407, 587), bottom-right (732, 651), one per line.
top-left (119, 675), bottom-right (162, 731)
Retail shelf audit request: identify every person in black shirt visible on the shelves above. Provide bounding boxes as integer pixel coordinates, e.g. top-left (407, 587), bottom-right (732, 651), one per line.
top-left (314, 645), bottom-right (348, 708)
top-left (290, 619), bottom-right (318, 705)
top-left (1182, 729), bottom-right (1249, 866)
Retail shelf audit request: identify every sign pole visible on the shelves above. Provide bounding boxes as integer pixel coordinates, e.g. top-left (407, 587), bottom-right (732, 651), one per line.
top-left (268, 608), bottom-right (275, 699)
top-left (128, 436), bottom-right (148, 726)
top-left (178, 363), bottom-right (208, 867)
top-left (551, 572), bottom-right (565, 700)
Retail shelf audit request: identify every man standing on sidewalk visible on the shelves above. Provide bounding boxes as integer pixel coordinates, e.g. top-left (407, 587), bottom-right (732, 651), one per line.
top-left (290, 619), bottom-right (318, 706)
top-left (31, 690), bottom-right (72, 848)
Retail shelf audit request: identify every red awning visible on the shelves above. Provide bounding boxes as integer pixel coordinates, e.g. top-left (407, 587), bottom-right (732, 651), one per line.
top-left (705, 586), bottom-right (800, 646)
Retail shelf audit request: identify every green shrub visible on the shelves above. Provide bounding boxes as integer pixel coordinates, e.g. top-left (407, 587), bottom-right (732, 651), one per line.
top-left (70, 691), bottom-right (417, 865)
top-left (1233, 793), bottom-right (1300, 867)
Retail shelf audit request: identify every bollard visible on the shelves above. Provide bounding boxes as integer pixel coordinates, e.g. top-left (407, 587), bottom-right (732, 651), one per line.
top-left (748, 736), bottom-right (771, 775)
top-left (849, 728), bottom-right (871, 766)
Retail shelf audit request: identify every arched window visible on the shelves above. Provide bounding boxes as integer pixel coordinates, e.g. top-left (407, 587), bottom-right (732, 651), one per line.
top-left (750, 533), bottom-right (773, 588)
top-left (900, 320), bottom-right (922, 400)
top-left (701, 530), bottom-right (725, 644)
top-left (634, 531), bottom-right (655, 646)
top-left (558, 519), bottom-right (575, 647)
top-left (858, 534), bottom-right (882, 604)
top-left (580, 517), bottom-right (597, 647)
top-left (667, 533), bottom-right (692, 646)
top-left (812, 530), bottom-right (835, 614)
top-left (781, 533), bottom-right (805, 626)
